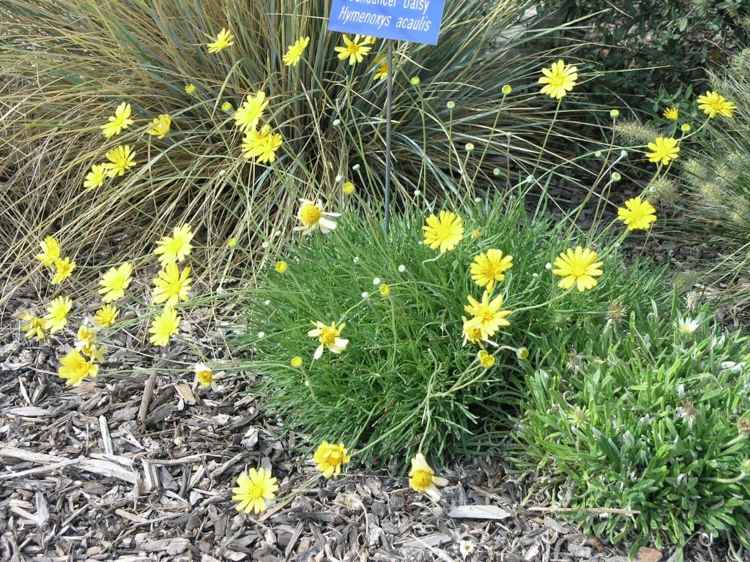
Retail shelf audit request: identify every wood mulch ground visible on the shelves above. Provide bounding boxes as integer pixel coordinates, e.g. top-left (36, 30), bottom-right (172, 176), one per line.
top-left (0, 281), bottom-right (739, 562)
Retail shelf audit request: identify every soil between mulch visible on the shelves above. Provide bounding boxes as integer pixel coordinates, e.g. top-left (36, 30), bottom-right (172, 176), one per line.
top-left (0, 283), bottom-right (733, 562)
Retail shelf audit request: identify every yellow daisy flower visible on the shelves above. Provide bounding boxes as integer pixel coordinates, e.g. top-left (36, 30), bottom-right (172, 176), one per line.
top-left (104, 145), bottom-right (136, 176)
top-left (51, 257), bottom-right (76, 285)
top-left (184, 83), bottom-right (197, 95)
top-left (58, 349), bottom-right (98, 386)
top-left (94, 304), bottom-right (119, 328)
top-left (335, 34), bottom-right (374, 66)
top-left (617, 197), bottom-right (657, 231)
top-left (538, 59), bottom-right (578, 100)
top-left (697, 91), bottom-right (735, 119)
top-left (423, 211), bottom-right (464, 253)
top-left (464, 292), bottom-right (511, 340)
top-left (147, 114), bottom-right (172, 139)
top-left (149, 306), bottom-right (180, 347)
top-left (194, 363), bottom-right (214, 387)
top-left (646, 137), bottom-right (679, 166)
top-left (36, 236), bottom-right (61, 268)
top-left (552, 247), bottom-right (603, 292)
top-left (46, 296), bottom-right (72, 332)
top-left (307, 321), bottom-right (349, 360)
top-left (408, 453), bottom-right (448, 500)
top-left (283, 36), bottom-right (310, 67)
top-left (241, 124), bottom-right (283, 164)
top-left (152, 262), bottom-right (192, 306)
top-left (84, 163), bottom-right (109, 189)
top-left (99, 262), bottom-right (133, 303)
top-left (313, 441), bottom-right (351, 478)
top-left (294, 199), bottom-right (340, 235)
top-left (207, 28), bottom-right (234, 54)
top-left (663, 106), bottom-right (679, 121)
top-left (470, 249), bottom-right (513, 291)
top-left (101, 102), bottom-right (134, 139)
top-left (232, 467), bottom-right (278, 514)
top-left (234, 91), bottom-right (268, 132)
top-left (154, 224), bottom-right (194, 266)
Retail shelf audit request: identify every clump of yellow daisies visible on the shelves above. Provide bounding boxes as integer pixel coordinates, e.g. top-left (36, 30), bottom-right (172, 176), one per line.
top-left (149, 224), bottom-right (194, 347)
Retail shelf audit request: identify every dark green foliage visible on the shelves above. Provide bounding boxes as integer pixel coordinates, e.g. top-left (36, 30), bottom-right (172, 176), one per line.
top-left (536, 0), bottom-right (750, 111)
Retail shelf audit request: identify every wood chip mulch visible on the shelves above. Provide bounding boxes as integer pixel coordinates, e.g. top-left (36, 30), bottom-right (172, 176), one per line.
top-left (0, 298), bottom-right (730, 562)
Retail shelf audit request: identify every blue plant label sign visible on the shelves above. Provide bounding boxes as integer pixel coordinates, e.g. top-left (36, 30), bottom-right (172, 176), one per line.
top-left (328, 0), bottom-right (446, 45)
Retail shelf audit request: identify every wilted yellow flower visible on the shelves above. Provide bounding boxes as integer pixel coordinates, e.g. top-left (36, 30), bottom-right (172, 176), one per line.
top-left (470, 249), bottom-right (513, 291)
top-left (194, 363), bottom-right (214, 387)
top-left (275, 261), bottom-right (288, 273)
top-left (207, 28), bottom-right (234, 54)
top-left (552, 247), bottom-right (603, 292)
top-left (373, 56), bottom-right (389, 81)
top-left (104, 145), bottom-right (136, 176)
top-left (241, 124), bottom-right (283, 164)
top-left (58, 349), bottom-right (98, 386)
top-left (283, 36), bottom-right (310, 67)
top-left (149, 306), bottom-right (180, 347)
top-left (294, 199), bottom-right (340, 235)
top-left (290, 356), bottom-right (303, 368)
top-left (80, 343), bottom-right (105, 363)
top-left (147, 114), bottom-right (172, 139)
top-left (101, 102), bottom-right (134, 139)
top-left (234, 91), bottom-right (268, 132)
top-left (516, 347), bottom-right (529, 361)
top-left (154, 224), bottom-right (194, 266)
top-left (232, 467), bottom-right (278, 514)
top-left (75, 325), bottom-right (97, 350)
top-left (335, 34), bottom-right (374, 66)
top-left (21, 313), bottom-right (47, 341)
top-left (423, 211), bottom-right (464, 253)
top-left (94, 304), bottom-right (119, 328)
top-left (227, 237), bottom-right (238, 248)
top-left (99, 262), bottom-right (133, 303)
top-left (663, 106), bottom-right (679, 121)
top-left (478, 349), bottom-right (496, 368)
top-left (697, 90), bottom-right (735, 119)
top-left (36, 236), bottom-right (61, 268)
top-left (462, 317), bottom-right (484, 345)
top-left (617, 197), bottom-right (656, 231)
top-left (313, 441), bottom-right (351, 478)
top-left (470, 228), bottom-right (481, 240)
top-left (464, 292), bottom-right (511, 339)
top-left (184, 83), bottom-right (196, 95)
top-left (408, 453), bottom-right (448, 500)
top-left (342, 180), bottom-right (356, 195)
top-left (308, 321), bottom-right (349, 360)
top-left (646, 137), bottom-right (679, 166)
top-left (152, 262), bottom-right (192, 306)
top-left (51, 257), bottom-right (76, 285)
top-left (84, 163), bottom-right (109, 189)
top-left (538, 59), bottom-right (577, 100)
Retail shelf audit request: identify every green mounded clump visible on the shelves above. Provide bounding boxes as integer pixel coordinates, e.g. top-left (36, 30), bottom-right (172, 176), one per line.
top-left (238, 195), bottom-right (672, 464)
top-left (516, 303), bottom-right (750, 551)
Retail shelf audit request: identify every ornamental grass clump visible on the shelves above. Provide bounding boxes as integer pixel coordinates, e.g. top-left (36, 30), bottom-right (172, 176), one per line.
top-left (238, 194), bottom-right (671, 464)
top-left (516, 311), bottom-right (750, 552)
top-left (0, 0), bottom-right (598, 300)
